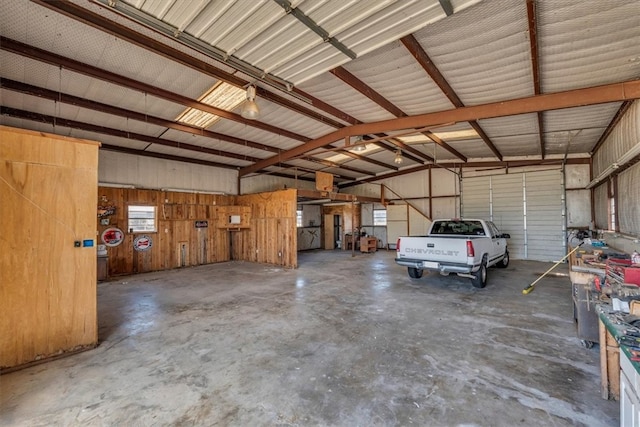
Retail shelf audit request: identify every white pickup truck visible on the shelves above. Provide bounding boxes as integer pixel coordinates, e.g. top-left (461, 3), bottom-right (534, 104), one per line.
top-left (395, 219), bottom-right (510, 288)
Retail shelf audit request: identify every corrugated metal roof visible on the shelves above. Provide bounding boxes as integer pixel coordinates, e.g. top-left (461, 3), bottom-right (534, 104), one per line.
top-left (413, 0), bottom-right (534, 106)
top-left (2, 0), bottom-right (638, 184)
top-left (538, 0), bottom-right (640, 93)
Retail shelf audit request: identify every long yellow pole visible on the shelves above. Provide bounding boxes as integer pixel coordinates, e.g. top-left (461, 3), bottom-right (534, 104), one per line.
top-left (522, 243), bottom-right (584, 295)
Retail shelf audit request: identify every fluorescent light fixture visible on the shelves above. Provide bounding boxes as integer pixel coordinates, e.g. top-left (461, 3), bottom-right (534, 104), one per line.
top-left (176, 82), bottom-right (246, 128)
top-left (586, 142), bottom-right (640, 188)
top-left (98, 182), bottom-right (135, 189)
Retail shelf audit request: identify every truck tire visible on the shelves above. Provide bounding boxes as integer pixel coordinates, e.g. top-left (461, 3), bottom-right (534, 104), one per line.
top-left (496, 250), bottom-right (509, 268)
top-left (471, 258), bottom-right (487, 288)
top-left (408, 267), bottom-right (423, 279)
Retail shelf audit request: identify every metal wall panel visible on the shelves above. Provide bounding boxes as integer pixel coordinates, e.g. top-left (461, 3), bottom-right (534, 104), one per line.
top-left (409, 205), bottom-right (431, 236)
top-left (617, 163), bottom-right (640, 236)
top-left (491, 175), bottom-right (526, 260)
top-left (593, 183), bottom-right (609, 230)
top-left (525, 171), bottom-right (564, 261)
top-left (461, 176), bottom-right (490, 219)
top-left (386, 204), bottom-right (408, 247)
top-left (462, 170), bottom-right (564, 261)
top-left (593, 101), bottom-right (640, 177)
top-left (98, 151), bottom-right (238, 194)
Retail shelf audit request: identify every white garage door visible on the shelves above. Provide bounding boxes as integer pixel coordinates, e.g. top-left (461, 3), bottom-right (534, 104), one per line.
top-left (462, 170), bottom-right (565, 262)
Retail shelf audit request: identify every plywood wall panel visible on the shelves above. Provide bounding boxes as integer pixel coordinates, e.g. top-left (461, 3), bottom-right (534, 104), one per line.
top-left (97, 187), bottom-right (233, 276)
top-left (233, 189), bottom-right (298, 268)
top-left (1, 126), bottom-right (99, 371)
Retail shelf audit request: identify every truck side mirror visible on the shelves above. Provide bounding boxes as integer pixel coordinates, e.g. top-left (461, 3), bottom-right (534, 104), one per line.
top-left (501, 233), bottom-right (510, 239)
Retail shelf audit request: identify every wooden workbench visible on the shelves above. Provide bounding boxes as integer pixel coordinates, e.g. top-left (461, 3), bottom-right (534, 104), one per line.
top-left (597, 306), bottom-right (621, 400)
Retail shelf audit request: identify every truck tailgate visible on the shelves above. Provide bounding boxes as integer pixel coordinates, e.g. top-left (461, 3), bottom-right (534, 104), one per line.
top-left (397, 236), bottom-right (470, 265)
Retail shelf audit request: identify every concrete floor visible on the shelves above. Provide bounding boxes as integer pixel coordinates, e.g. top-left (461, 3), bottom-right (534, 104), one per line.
top-left (1, 250), bottom-right (617, 426)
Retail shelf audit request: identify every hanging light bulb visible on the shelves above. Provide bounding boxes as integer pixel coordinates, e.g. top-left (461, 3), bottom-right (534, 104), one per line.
top-left (394, 148), bottom-right (403, 164)
top-left (351, 136), bottom-right (367, 152)
top-left (241, 85), bottom-right (260, 120)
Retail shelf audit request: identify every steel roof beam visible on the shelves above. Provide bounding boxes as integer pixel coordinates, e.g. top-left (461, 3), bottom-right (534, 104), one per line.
top-left (526, 0), bottom-right (546, 159)
top-left (1, 106), bottom-right (260, 163)
top-left (0, 37), bottom-right (309, 143)
top-left (29, 1), bottom-right (422, 171)
top-left (32, 0), bottom-right (354, 128)
top-left (338, 158), bottom-right (591, 188)
top-left (100, 144), bottom-right (236, 170)
top-left (372, 140), bottom-right (428, 164)
top-left (301, 157), bottom-right (373, 176)
top-left (335, 149), bottom-right (399, 171)
top-left (0, 78), bottom-right (281, 154)
top-left (400, 34), bottom-right (502, 160)
top-left (240, 78), bottom-right (640, 176)
top-left (2, 78), bottom-right (386, 178)
top-left (330, 66), bottom-right (457, 161)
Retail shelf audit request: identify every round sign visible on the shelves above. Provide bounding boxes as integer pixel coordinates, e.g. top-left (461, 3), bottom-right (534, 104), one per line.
top-left (101, 227), bottom-right (124, 247)
top-left (133, 235), bottom-right (153, 252)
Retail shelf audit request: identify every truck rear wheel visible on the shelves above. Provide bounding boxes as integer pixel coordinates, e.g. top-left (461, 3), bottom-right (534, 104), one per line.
top-left (471, 259), bottom-right (487, 288)
top-left (408, 267), bottom-right (423, 278)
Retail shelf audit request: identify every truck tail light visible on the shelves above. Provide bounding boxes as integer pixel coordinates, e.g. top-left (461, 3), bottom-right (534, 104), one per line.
top-left (466, 240), bottom-right (475, 257)
top-left (396, 238), bottom-right (401, 251)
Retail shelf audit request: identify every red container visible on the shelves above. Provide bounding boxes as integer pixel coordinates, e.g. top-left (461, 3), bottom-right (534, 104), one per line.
top-left (607, 258), bottom-right (640, 286)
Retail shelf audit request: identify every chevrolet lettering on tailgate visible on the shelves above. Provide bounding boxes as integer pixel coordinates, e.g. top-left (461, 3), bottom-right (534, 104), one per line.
top-left (404, 248), bottom-right (460, 257)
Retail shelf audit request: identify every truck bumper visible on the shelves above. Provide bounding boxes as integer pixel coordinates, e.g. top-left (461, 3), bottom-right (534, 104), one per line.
top-left (395, 258), bottom-right (478, 274)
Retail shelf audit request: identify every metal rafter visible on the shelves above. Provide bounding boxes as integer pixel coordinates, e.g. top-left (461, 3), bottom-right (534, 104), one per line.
top-left (330, 66), bottom-right (460, 161)
top-left (1, 106), bottom-right (259, 163)
top-left (0, 78), bottom-right (281, 154)
top-left (1, 106), bottom-right (358, 181)
top-left (375, 142), bottom-right (424, 164)
top-left (100, 143), bottom-right (236, 170)
top-left (301, 157), bottom-right (371, 176)
top-left (1, 78), bottom-right (383, 178)
top-left (526, 0), bottom-right (545, 159)
top-left (338, 158), bottom-right (591, 188)
top-left (400, 34), bottom-right (502, 160)
top-left (0, 37), bottom-right (309, 143)
top-left (240, 78), bottom-right (640, 176)
top-left (30, 0), bottom-right (358, 130)
top-left (335, 149), bottom-right (399, 171)
top-left (28, 1), bottom-right (426, 174)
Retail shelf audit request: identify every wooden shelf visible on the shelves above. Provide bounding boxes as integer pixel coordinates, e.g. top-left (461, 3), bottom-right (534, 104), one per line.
top-left (360, 236), bottom-right (377, 253)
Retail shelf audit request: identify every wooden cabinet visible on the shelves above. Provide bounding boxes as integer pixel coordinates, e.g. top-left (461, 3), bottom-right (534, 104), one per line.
top-left (360, 236), bottom-right (378, 253)
top-left (0, 126), bottom-right (99, 371)
top-left (621, 350), bottom-right (640, 426)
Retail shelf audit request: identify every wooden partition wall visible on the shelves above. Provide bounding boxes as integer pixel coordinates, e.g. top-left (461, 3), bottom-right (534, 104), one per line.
top-left (97, 188), bottom-right (233, 276)
top-left (1, 126), bottom-right (99, 371)
top-left (232, 189), bottom-right (298, 267)
top-left (97, 187), bottom-right (298, 276)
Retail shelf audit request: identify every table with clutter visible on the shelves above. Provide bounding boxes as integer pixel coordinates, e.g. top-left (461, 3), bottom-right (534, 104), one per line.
top-left (567, 231), bottom-right (640, 424)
